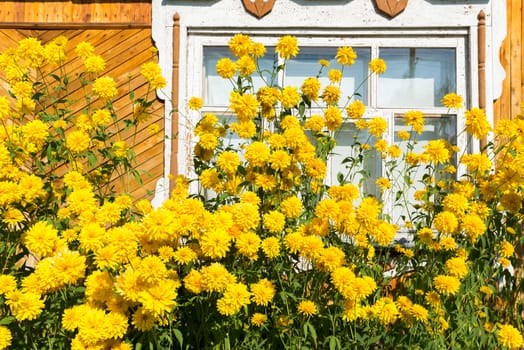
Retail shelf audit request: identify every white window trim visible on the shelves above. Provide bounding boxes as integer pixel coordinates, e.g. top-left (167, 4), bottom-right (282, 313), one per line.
top-left (150, 0), bottom-right (506, 205)
top-left (183, 31), bottom-right (468, 201)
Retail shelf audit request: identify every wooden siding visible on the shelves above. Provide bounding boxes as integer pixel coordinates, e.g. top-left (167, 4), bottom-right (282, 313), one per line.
top-left (0, 1), bottom-right (151, 26)
top-left (0, 28), bottom-right (165, 201)
top-left (494, 0), bottom-right (523, 123)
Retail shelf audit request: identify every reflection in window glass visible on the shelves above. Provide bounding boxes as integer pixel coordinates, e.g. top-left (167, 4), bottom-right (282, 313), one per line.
top-left (378, 48), bottom-right (456, 108)
top-left (203, 46), bottom-right (274, 106)
top-left (286, 47), bottom-right (371, 105)
top-left (392, 115), bottom-right (457, 225)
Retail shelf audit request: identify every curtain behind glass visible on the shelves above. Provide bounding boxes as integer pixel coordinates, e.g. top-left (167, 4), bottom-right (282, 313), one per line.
top-left (286, 47), bottom-right (371, 105)
top-left (203, 46), bottom-right (274, 106)
top-left (378, 48), bottom-right (456, 108)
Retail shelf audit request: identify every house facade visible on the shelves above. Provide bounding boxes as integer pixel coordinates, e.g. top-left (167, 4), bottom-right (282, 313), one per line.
top-left (151, 0), bottom-right (509, 204)
top-left (0, 1), bottom-right (522, 205)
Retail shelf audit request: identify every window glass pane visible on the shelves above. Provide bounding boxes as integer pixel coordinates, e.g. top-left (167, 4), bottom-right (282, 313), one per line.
top-left (378, 48), bottom-right (456, 108)
top-left (392, 115), bottom-right (456, 225)
top-left (286, 47), bottom-right (370, 105)
top-left (203, 46), bottom-right (274, 106)
top-left (330, 123), bottom-right (381, 197)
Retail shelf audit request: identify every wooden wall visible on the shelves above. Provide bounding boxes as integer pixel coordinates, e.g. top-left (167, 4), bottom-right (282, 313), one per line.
top-left (0, 2), bottom-right (165, 202)
top-left (0, 1), bottom-right (151, 25)
top-left (494, 0), bottom-right (523, 123)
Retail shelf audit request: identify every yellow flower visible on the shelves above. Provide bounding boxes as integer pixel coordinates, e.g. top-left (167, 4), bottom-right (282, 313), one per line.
top-left (442, 193), bottom-right (469, 217)
top-left (403, 110), bottom-right (424, 134)
top-left (261, 237), bottom-right (280, 258)
top-left (397, 130), bottom-right (410, 141)
top-left (328, 68), bottom-right (343, 83)
top-left (346, 100), bottom-right (366, 119)
top-left (479, 285), bottom-right (493, 296)
top-left (318, 59), bottom-right (330, 67)
top-left (250, 41), bottom-right (266, 57)
top-left (322, 85), bottom-right (341, 105)
top-left (373, 297), bottom-right (399, 325)
top-left (424, 139), bottom-right (450, 164)
top-left (410, 303), bottom-right (429, 322)
top-left (497, 324), bottom-right (524, 350)
top-left (137, 278), bottom-right (178, 318)
top-left (275, 35), bottom-right (299, 60)
top-left (229, 91), bottom-right (259, 122)
top-left (92, 76), bottom-right (118, 100)
top-left (5, 290), bottom-right (45, 321)
top-left (236, 231), bottom-right (261, 259)
top-left (305, 157), bottom-right (326, 179)
top-left (297, 300), bottom-right (318, 317)
top-left (201, 263), bottom-right (236, 293)
top-left (433, 211), bottom-right (458, 234)
top-left (441, 93), bottom-right (463, 109)
top-left (84, 55), bottom-right (105, 73)
top-left (188, 96), bottom-right (203, 110)
top-left (500, 193), bottom-right (522, 214)
top-left (301, 77), bottom-right (321, 101)
top-left (281, 86), bottom-right (301, 108)
top-left (132, 307), bottom-right (156, 332)
top-left (425, 291), bottom-right (441, 308)
top-left (65, 130), bottom-right (90, 154)
top-left (245, 141), bottom-right (270, 167)
top-left (465, 107), bottom-right (491, 139)
top-left (0, 275), bottom-right (16, 295)
top-left (317, 246), bottom-right (345, 272)
top-left (113, 140), bottom-right (128, 158)
top-left (228, 33), bottom-right (252, 57)
top-left (140, 61), bottom-right (166, 89)
top-left (376, 177), bottom-right (391, 191)
top-left (216, 282), bottom-right (251, 316)
top-left (264, 210), bottom-right (286, 233)
top-left (445, 256), bottom-right (468, 279)
top-left (250, 279), bottom-right (276, 306)
top-left (236, 55), bottom-right (256, 77)
top-left (24, 221), bottom-right (60, 258)
top-left (0, 325), bottom-right (12, 350)
top-left (216, 58), bottom-right (237, 79)
top-left (461, 214), bottom-right (486, 243)
top-left (75, 41), bottom-right (95, 59)
top-left (369, 58), bottom-right (386, 74)
top-left (500, 241), bottom-right (514, 258)
top-left (433, 275), bottom-right (461, 296)
top-left (199, 229), bottom-right (231, 259)
top-left (368, 116), bottom-right (387, 137)
top-left (251, 313), bottom-right (267, 327)
top-left (439, 236), bottom-right (457, 251)
top-left (500, 257), bottom-right (511, 268)
top-left (336, 46), bottom-right (357, 66)
top-left (324, 106), bottom-right (343, 131)
top-left (0, 97), bottom-right (11, 121)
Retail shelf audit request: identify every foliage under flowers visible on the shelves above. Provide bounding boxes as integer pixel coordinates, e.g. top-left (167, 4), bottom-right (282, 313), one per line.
top-left (0, 34), bottom-right (523, 350)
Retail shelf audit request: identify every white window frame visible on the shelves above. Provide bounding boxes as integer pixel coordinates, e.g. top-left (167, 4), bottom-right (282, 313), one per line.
top-left (183, 30), bottom-right (468, 223)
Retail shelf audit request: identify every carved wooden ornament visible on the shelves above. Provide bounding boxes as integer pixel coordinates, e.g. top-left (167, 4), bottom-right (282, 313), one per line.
top-left (242, 0), bottom-right (276, 19)
top-left (374, 0), bottom-right (408, 18)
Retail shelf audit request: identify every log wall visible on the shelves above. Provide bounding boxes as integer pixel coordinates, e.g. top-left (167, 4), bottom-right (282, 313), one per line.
top-left (0, 1), bottom-right (164, 201)
top-left (494, 0), bottom-right (523, 123)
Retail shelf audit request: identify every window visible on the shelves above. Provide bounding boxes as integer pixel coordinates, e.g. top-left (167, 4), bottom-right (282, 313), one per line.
top-left (186, 32), bottom-right (467, 226)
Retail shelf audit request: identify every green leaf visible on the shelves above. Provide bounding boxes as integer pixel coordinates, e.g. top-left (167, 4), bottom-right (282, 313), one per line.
top-left (173, 328), bottom-right (183, 348)
top-left (0, 316), bottom-right (16, 325)
top-left (328, 336), bottom-right (340, 350)
top-left (306, 322), bottom-right (317, 346)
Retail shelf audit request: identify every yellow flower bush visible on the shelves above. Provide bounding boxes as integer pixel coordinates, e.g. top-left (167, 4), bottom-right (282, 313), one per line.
top-left (0, 33), bottom-right (523, 349)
